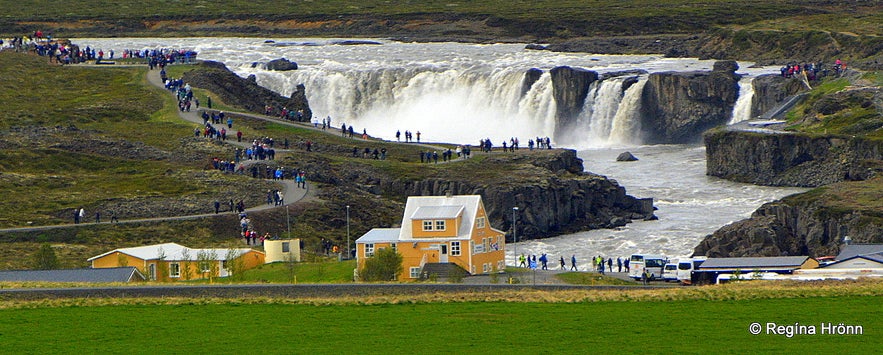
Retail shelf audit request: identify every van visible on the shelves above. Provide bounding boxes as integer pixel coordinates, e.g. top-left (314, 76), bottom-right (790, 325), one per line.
top-left (628, 254), bottom-right (666, 281)
top-left (676, 256), bottom-right (707, 285)
top-left (662, 263), bottom-right (679, 282)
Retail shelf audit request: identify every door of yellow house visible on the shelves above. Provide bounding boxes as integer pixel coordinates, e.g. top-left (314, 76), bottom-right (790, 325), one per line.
top-left (148, 264), bottom-right (156, 281)
top-left (439, 244), bottom-right (448, 263)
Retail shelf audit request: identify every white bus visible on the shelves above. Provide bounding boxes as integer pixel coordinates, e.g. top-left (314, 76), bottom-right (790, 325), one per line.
top-left (629, 254), bottom-right (666, 281)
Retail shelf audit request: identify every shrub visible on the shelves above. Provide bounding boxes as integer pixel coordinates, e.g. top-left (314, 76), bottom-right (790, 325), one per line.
top-left (32, 243), bottom-right (59, 270)
top-left (360, 248), bottom-right (403, 281)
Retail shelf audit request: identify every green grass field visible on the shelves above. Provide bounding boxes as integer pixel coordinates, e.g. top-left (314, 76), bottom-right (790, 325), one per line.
top-left (0, 296), bottom-right (877, 353)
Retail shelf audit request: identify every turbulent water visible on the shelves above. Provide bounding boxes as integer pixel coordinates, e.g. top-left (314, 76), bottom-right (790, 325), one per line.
top-left (77, 37), bottom-right (804, 262)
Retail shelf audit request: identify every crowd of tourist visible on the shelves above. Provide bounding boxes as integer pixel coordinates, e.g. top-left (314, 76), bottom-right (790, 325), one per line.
top-left (780, 60), bottom-right (846, 80)
top-left (517, 254), bottom-right (631, 275)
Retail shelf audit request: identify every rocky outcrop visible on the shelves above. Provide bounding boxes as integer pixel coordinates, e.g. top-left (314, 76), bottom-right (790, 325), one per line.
top-left (377, 175), bottom-right (654, 240)
top-left (182, 61), bottom-right (312, 121)
top-left (750, 75), bottom-right (808, 118)
top-left (309, 149), bottom-right (654, 241)
top-left (520, 68), bottom-right (543, 97)
top-left (705, 130), bottom-right (883, 188)
top-left (550, 66), bottom-right (599, 135)
top-left (265, 58), bottom-right (298, 71)
top-left (693, 191), bottom-right (883, 258)
top-left (639, 61), bottom-right (741, 143)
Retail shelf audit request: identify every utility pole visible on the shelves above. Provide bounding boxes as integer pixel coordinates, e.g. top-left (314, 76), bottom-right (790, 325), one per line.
top-left (512, 206), bottom-right (518, 266)
top-left (346, 205), bottom-right (350, 260)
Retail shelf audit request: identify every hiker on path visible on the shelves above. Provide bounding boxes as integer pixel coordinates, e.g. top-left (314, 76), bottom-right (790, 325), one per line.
top-left (571, 255), bottom-right (577, 271)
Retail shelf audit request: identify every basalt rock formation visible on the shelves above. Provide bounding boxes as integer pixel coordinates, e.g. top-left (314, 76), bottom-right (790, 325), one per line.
top-left (181, 60), bottom-right (312, 121)
top-left (550, 66), bottom-right (599, 134)
top-left (693, 187), bottom-right (883, 258)
top-left (302, 149), bottom-right (655, 241)
top-left (520, 68), bottom-right (543, 97)
top-left (749, 74), bottom-right (809, 118)
top-left (705, 131), bottom-right (883, 187)
top-left (638, 60), bottom-right (741, 144)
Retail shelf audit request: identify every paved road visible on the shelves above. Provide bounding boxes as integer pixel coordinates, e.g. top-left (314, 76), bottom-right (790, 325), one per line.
top-left (0, 282), bottom-right (677, 300)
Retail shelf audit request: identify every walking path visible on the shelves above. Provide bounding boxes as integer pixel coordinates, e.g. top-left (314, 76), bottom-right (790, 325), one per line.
top-left (0, 62), bottom-right (537, 233)
top-left (0, 69), bottom-right (312, 234)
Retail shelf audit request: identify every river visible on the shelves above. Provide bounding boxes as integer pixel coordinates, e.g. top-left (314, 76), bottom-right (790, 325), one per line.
top-left (76, 37), bottom-right (806, 262)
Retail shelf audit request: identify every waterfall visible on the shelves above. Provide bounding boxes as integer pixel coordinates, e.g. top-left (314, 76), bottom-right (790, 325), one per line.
top-left (249, 66), bottom-right (559, 145)
top-left (560, 76), bottom-right (646, 148)
top-left (609, 78), bottom-right (647, 146)
top-left (246, 66), bottom-right (740, 148)
top-left (729, 77), bottom-right (755, 124)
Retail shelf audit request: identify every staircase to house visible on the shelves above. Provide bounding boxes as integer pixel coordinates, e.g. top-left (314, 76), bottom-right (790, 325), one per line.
top-left (420, 263), bottom-right (468, 281)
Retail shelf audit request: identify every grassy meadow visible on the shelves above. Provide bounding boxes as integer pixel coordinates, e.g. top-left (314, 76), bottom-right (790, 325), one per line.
top-left (1, 280), bottom-right (881, 353)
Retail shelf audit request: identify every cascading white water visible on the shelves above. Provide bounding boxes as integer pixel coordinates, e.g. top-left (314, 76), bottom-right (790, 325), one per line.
top-left (560, 76), bottom-right (647, 148)
top-left (729, 76), bottom-right (756, 124)
top-left (250, 65), bottom-right (561, 145)
top-left (608, 78), bottom-right (647, 146)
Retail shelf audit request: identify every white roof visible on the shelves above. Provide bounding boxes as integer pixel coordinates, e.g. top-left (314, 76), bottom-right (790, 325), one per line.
top-left (355, 228), bottom-right (402, 243)
top-left (410, 205), bottom-right (464, 220)
top-left (88, 242), bottom-right (257, 262)
top-left (399, 195), bottom-right (482, 241)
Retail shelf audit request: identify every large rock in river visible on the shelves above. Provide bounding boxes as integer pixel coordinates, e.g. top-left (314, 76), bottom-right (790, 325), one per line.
top-left (266, 58), bottom-right (298, 71)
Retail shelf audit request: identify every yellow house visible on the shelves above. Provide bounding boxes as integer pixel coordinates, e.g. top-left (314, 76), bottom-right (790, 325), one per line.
top-left (355, 194), bottom-right (506, 280)
top-left (88, 242), bottom-right (265, 282)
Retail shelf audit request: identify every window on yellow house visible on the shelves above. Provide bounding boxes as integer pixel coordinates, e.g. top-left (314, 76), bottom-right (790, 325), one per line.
top-left (422, 220), bottom-right (433, 231)
top-left (451, 241), bottom-right (461, 256)
top-left (391, 243), bottom-right (397, 252)
top-left (365, 243), bottom-right (375, 257)
top-left (476, 217), bottom-right (485, 229)
top-left (435, 220), bottom-right (446, 231)
top-left (410, 267), bottom-right (420, 279)
top-left (170, 262), bottom-right (181, 278)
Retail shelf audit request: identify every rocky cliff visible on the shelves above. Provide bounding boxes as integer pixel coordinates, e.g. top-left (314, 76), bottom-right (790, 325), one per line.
top-left (705, 131), bottom-right (883, 187)
top-left (638, 60), bottom-right (741, 144)
top-left (750, 74), bottom-right (809, 118)
top-left (693, 181), bottom-right (883, 258)
top-left (182, 60), bottom-right (312, 121)
top-left (298, 149), bottom-right (654, 241)
top-left (550, 66), bottom-right (599, 135)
